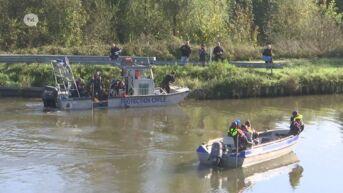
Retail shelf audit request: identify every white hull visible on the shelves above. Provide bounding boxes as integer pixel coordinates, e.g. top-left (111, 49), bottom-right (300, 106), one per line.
top-left (108, 89), bottom-right (189, 108)
top-left (55, 88), bottom-right (189, 110)
top-left (197, 129), bottom-right (299, 168)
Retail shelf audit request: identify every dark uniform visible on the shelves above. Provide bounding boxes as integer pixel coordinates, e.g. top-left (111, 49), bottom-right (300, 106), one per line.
top-left (199, 45), bottom-right (207, 66)
top-left (213, 45), bottom-right (224, 61)
top-left (262, 47), bottom-right (272, 63)
top-left (180, 43), bottom-right (192, 64)
top-left (161, 73), bottom-right (175, 93)
top-left (91, 73), bottom-right (104, 100)
top-left (110, 45), bottom-right (121, 61)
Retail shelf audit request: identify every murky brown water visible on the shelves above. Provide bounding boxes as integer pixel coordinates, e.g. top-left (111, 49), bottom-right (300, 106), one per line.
top-left (0, 95), bottom-right (342, 193)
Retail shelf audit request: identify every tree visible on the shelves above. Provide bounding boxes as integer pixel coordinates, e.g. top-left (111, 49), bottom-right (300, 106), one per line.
top-left (187, 0), bottom-right (229, 42)
top-left (82, 0), bottom-right (118, 44)
top-left (228, 0), bottom-right (257, 43)
top-left (252, 0), bottom-right (276, 43)
top-left (267, 0), bottom-right (317, 40)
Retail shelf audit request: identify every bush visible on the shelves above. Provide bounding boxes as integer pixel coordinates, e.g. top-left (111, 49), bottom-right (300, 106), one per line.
top-left (0, 73), bottom-right (9, 86)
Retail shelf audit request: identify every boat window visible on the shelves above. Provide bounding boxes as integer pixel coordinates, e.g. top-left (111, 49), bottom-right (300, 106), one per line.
top-left (138, 83), bottom-right (149, 95)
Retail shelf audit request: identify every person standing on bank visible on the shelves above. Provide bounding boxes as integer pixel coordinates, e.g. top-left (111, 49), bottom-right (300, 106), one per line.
top-left (199, 43), bottom-right (207, 66)
top-left (262, 43), bottom-right (273, 64)
top-left (110, 43), bottom-right (122, 63)
top-left (161, 72), bottom-right (176, 93)
top-left (213, 42), bottom-right (224, 62)
top-left (180, 41), bottom-right (191, 65)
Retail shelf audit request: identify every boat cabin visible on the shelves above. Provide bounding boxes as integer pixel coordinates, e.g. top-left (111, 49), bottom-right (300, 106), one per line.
top-left (118, 57), bottom-right (156, 96)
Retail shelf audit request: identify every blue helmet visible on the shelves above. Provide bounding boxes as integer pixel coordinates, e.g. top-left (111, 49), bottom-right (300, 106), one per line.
top-left (292, 111), bottom-right (298, 116)
top-left (231, 121), bottom-right (237, 127)
top-left (235, 119), bottom-right (241, 125)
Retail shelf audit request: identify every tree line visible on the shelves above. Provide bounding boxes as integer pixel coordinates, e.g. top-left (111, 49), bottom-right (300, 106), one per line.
top-left (0, 0), bottom-right (342, 59)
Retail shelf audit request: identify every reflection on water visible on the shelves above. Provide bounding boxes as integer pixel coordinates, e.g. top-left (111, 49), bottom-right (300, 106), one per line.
top-left (0, 95), bottom-right (342, 193)
top-left (197, 152), bottom-right (302, 193)
top-left (289, 164), bottom-right (304, 189)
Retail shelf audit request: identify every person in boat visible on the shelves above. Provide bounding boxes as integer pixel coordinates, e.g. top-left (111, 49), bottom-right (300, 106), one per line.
top-left (227, 119), bottom-right (252, 150)
top-left (241, 120), bottom-right (259, 144)
top-left (161, 71), bottom-right (176, 93)
top-left (109, 43), bottom-right (122, 62)
top-left (90, 71), bottom-right (104, 100)
top-left (110, 79), bottom-right (118, 96)
top-left (262, 43), bottom-right (273, 64)
top-left (71, 78), bottom-right (88, 97)
top-left (110, 79), bottom-right (126, 96)
top-left (289, 111), bottom-right (304, 136)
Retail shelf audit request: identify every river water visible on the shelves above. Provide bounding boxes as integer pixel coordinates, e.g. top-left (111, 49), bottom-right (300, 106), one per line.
top-left (0, 95), bottom-right (342, 193)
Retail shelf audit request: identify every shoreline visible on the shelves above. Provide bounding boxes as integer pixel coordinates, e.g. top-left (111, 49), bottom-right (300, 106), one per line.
top-left (0, 87), bottom-right (43, 98)
top-left (190, 84), bottom-right (343, 99)
top-left (1, 85), bottom-right (342, 99)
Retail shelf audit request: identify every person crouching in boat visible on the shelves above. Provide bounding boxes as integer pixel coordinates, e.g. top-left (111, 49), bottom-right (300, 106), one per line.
top-left (289, 111), bottom-right (304, 136)
top-left (241, 120), bottom-right (259, 144)
top-left (160, 71), bottom-right (176, 93)
top-left (227, 119), bottom-right (252, 150)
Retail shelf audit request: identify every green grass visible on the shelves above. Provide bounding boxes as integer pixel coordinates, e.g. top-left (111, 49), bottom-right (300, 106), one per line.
top-left (0, 58), bottom-right (343, 99)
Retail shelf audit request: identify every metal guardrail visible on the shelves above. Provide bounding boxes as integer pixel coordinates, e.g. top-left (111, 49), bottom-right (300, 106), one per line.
top-left (0, 55), bottom-right (284, 68)
top-left (230, 61), bottom-right (284, 69)
top-left (0, 55), bottom-right (156, 65)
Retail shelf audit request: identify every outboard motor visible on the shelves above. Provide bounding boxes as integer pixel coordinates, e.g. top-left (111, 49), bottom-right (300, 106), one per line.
top-left (42, 86), bottom-right (58, 108)
top-left (209, 142), bottom-right (223, 166)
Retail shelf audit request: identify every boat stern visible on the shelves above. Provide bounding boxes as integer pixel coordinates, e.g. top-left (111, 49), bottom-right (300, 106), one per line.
top-left (57, 97), bottom-right (93, 110)
top-left (196, 145), bottom-right (212, 165)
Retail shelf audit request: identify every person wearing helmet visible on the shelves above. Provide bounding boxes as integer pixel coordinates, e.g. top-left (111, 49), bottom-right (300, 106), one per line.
top-left (289, 111), bottom-right (304, 135)
top-left (227, 119), bottom-right (251, 150)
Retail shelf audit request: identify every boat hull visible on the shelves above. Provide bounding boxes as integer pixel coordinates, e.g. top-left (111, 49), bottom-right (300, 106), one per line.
top-left (57, 97), bottom-right (93, 110)
top-left (108, 90), bottom-right (189, 108)
top-left (197, 129), bottom-right (299, 168)
top-left (52, 89), bottom-right (189, 110)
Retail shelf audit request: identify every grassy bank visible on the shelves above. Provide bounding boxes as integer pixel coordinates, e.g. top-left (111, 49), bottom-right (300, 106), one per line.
top-left (2, 37), bottom-right (343, 61)
top-left (0, 58), bottom-right (343, 99)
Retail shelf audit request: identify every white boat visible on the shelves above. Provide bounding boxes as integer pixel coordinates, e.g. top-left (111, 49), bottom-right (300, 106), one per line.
top-left (42, 57), bottom-right (189, 110)
top-left (196, 129), bottom-right (299, 168)
top-left (107, 62), bottom-right (189, 108)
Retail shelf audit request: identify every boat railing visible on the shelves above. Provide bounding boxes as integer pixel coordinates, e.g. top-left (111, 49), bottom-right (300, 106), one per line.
top-left (51, 57), bottom-right (81, 98)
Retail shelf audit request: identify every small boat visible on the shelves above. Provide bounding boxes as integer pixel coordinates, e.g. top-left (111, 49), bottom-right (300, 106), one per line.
top-left (42, 57), bottom-right (190, 110)
top-left (196, 129), bottom-right (299, 168)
